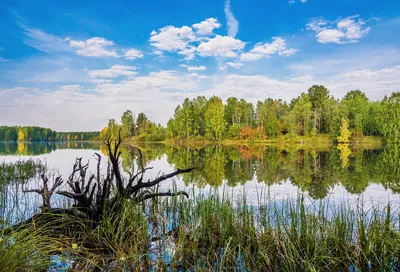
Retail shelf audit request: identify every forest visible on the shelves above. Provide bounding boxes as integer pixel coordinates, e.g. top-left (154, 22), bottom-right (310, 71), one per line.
top-left (101, 85), bottom-right (400, 143)
top-left (0, 126), bottom-right (98, 142)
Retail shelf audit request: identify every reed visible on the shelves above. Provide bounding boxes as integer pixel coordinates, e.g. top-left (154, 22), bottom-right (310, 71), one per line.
top-left (1, 189), bottom-right (400, 271)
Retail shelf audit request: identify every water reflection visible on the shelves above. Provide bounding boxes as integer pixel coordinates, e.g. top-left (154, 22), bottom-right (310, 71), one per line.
top-left (1, 142), bottom-right (400, 201)
top-left (159, 144), bottom-right (400, 199)
top-left (0, 141), bottom-right (100, 156)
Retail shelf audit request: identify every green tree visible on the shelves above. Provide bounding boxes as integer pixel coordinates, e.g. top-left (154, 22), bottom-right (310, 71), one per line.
top-left (136, 113), bottom-right (149, 135)
top-left (121, 110), bottom-right (135, 139)
top-left (204, 96), bottom-right (226, 140)
top-left (378, 92), bottom-right (400, 143)
top-left (308, 85), bottom-right (330, 132)
top-left (341, 90), bottom-right (369, 137)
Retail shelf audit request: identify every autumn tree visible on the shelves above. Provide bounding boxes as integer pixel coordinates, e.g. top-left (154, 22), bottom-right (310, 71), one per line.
top-left (17, 129), bottom-right (25, 142)
top-left (337, 119), bottom-right (352, 143)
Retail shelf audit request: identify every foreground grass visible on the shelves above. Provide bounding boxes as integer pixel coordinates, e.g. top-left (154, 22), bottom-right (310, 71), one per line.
top-left (1, 191), bottom-right (400, 271)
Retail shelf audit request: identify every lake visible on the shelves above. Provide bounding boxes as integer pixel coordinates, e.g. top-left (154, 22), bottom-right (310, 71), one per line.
top-left (1, 142), bottom-right (400, 221)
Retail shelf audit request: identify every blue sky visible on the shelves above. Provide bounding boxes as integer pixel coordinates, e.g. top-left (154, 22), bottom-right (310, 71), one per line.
top-left (0, 0), bottom-right (399, 131)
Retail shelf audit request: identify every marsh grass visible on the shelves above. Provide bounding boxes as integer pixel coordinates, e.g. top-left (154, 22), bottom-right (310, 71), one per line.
top-left (0, 159), bottom-right (45, 185)
top-left (1, 189), bottom-right (400, 271)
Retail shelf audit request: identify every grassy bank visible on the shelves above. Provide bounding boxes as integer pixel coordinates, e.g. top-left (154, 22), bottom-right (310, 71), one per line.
top-left (1, 190), bottom-right (399, 271)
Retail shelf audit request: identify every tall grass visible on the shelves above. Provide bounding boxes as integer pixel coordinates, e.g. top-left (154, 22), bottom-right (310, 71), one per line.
top-left (1, 190), bottom-right (400, 271)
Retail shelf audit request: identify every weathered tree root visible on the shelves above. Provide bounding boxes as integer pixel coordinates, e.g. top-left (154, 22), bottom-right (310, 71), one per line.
top-left (4, 130), bottom-right (194, 234)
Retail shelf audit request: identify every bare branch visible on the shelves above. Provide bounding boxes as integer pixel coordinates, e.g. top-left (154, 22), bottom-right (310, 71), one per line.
top-left (135, 190), bottom-right (189, 204)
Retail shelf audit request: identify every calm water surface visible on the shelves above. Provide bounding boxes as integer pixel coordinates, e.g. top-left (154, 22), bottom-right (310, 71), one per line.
top-left (1, 142), bottom-right (400, 220)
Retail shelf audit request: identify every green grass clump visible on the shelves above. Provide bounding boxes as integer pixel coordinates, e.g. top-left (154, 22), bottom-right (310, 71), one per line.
top-left (1, 191), bottom-right (400, 271)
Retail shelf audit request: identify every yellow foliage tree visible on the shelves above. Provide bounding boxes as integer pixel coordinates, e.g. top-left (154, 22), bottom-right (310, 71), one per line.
top-left (100, 127), bottom-right (108, 140)
top-left (17, 129), bottom-right (25, 142)
top-left (17, 142), bottom-right (25, 154)
top-left (337, 118), bottom-right (351, 143)
top-left (337, 144), bottom-right (352, 168)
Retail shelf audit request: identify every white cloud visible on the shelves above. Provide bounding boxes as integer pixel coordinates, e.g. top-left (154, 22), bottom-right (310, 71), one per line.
top-left (59, 84), bottom-right (81, 92)
top-left (95, 70), bottom-right (199, 94)
top-left (149, 25), bottom-right (195, 53)
top-left (149, 18), bottom-right (223, 60)
top-left (288, 0), bottom-right (307, 3)
top-left (88, 65), bottom-right (137, 78)
top-left (179, 64), bottom-right (207, 72)
top-left (188, 73), bottom-right (208, 79)
top-left (279, 48), bottom-right (299, 56)
top-left (219, 62), bottom-right (243, 70)
top-left (197, 35), bottom-right (245, 58)
top-left (192, 18), bottom-right (221, 35)
top-left (240, 37), bottom-right (297, 61)
top-left (224, 0), bottom-right (239, 38)
top-left (20, 25), bottom-right (71, 54)
top-left (68, 37), bottom-right (119, 57)
top-left (177, 46), bottom-right (196, 60)
top-left (0, 57), bottom-right (6, 62)
top-left (307, 15), bottom-right (372, 44)
top-left (124, 48), bottom-right (144, 60)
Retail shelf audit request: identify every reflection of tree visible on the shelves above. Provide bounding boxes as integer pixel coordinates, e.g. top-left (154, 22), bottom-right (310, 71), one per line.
top-left (203, 147), bottom-right (225, 186)
top-left (256, 148), bottom-right (286, 185)
top-left (225, 148), bottom-right (255, 186)
top-left (0, 142), bottom-right (100, 156)
top-left (376, 145), bottom-right (400, 193)
top-left (340, 148), bottom-right (371, 194)
top-left (337, 144), bottom-right (352, 168)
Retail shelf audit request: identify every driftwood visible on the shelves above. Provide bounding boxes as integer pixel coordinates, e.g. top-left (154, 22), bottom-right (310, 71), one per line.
top-left (21, 131), bottom-right (194, 225)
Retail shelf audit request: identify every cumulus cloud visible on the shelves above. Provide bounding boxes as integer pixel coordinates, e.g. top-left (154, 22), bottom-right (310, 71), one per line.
top-left (124, 48), bottom-right (144, 60)
top-left (307, 15), bottom-right (372, 44)
top-left (192, 18), bottom-right (221, 35)
top-left (224, 0), bottom-right (239, 38)
top-left (68, 37), bottom-right (119, 57)
top-left (149, 25), bottom-right (197, 60)
top-left (240, 37), bottom-right (297, 61)
top-left (197, 35), bottom-right (245, 58)
top-left (88, 65), bottom-right (137, 78)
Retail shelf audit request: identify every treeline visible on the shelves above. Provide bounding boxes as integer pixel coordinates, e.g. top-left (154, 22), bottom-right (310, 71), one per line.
top-left (99, 111), bottom-right (166, 142)
top-left (167, 86), bottom-right (399, 142)
top-left (102, 85), bottom-right (400, 143)
top-left (0, 126), bottom-right (98, 142)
